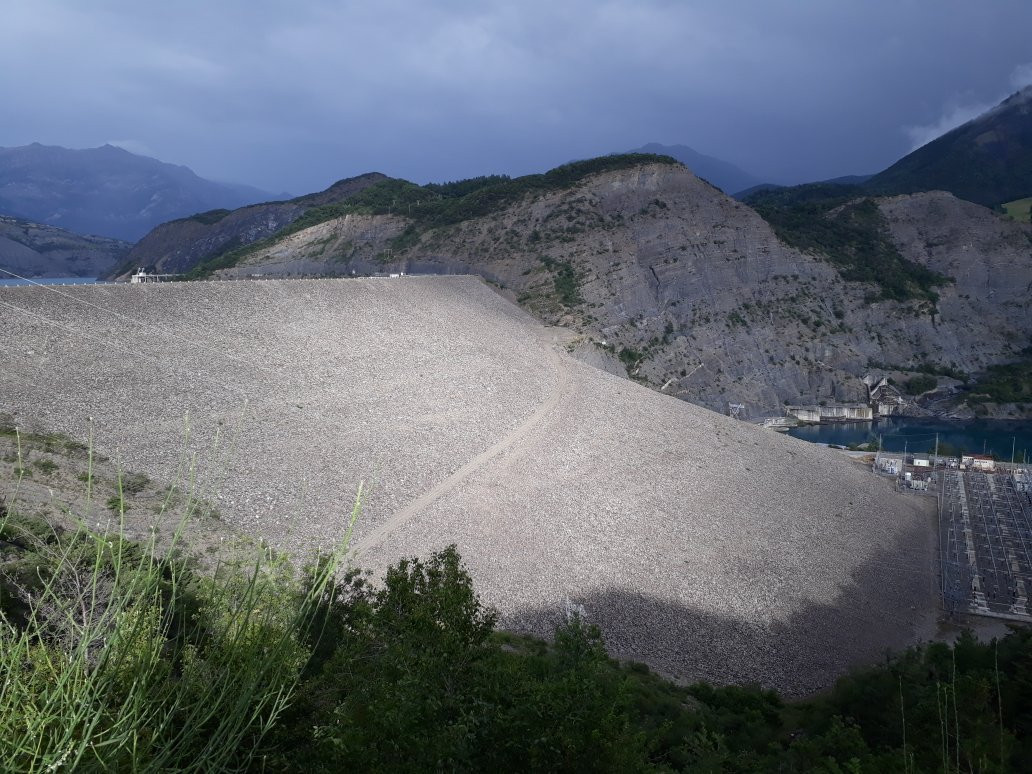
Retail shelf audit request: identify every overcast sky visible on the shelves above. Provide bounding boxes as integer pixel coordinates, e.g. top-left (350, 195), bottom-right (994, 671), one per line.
top-left (2, 0), bottom-right (1031, 195)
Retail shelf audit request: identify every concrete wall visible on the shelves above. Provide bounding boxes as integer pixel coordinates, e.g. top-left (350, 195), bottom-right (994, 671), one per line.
top-left (787, 404), bottom-right (873, 423)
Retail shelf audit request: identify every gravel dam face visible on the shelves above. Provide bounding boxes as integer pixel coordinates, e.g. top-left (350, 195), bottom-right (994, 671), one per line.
top-left (0, 277), bottom-right (935, 695)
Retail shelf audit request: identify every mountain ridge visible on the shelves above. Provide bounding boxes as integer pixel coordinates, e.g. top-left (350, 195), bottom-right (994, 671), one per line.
top-left (0, 214), bottom-right (129, 278)
top-left (865, 86), bottom-right (1032, 207)
top-left (175, 158), bottom-right (1031, 417)
top-left (0, 143), bottom-right (276, 241)
top-left (108, 172), bottom-right (390, 278)
top-left (628, 142), bottom-right (762, 194)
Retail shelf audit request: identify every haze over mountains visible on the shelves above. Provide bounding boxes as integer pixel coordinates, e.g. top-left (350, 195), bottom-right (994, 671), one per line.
top-left (0, 143), bottom-right (277, 242)
top-left (750, 85), bottom-right (1032, 210)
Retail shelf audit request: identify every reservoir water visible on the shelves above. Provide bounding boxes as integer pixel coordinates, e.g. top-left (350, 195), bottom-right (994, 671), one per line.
top-left (786, 417), bottom-right (1032, 462)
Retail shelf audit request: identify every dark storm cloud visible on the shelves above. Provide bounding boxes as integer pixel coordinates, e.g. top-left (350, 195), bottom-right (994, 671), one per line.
top-left (2, 0), bottom-right (1031, 193)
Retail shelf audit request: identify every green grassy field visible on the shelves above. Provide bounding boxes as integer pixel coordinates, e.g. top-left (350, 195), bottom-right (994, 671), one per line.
top-left (1002, 196), bottom-right (1032, 223)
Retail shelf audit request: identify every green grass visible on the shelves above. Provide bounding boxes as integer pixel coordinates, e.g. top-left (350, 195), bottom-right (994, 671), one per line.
top-left (0, 448), bottom-right (361, 771)
top-left (1001, 196), bottom-right (1032, 224)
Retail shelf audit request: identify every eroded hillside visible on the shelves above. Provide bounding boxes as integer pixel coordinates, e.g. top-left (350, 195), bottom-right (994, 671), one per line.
top-left (0, 215), bottom-right (129, 278)
top-left (193, 161), bottom-right (1032, 416)
top-left (109, 172), bottom-right (388, 278)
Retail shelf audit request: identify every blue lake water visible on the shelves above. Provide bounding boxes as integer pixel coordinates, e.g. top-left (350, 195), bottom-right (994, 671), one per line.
top-left (786, 417), bottom-right (1032, 462)
top-left (0, 277), bottom-right (101, 286)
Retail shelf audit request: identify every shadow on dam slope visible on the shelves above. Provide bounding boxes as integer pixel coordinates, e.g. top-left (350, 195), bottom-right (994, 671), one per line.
top-left (0, 277), bottom-right (943, 695)
top-left (506, 526), bottom-right (939, 698)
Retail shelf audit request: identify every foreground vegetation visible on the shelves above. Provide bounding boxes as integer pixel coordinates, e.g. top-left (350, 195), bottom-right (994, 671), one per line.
top-left (3, 461), bottom-right (1031, 770)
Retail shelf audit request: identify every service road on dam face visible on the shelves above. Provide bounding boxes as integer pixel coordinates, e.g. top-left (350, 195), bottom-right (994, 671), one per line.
top-left (940, 469), bottom-right (1032, 622)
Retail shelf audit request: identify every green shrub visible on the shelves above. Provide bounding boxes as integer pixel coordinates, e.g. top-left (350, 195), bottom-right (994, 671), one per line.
top-left (31, 458), bottom-right (58, 475)
top-left (0, 487), bottom-right (359, 771)
top-left (539, 256), bottom-right (583, 307)
top-left (969, 348), bottom-right (1032, 404)
top-left (748, 189), bottom-right (951, 303)
top-left (903, 373), bottom-right (938, 394)
top-left (272, 546), bottom-right (649, 772)
top-left (120, 471), bottom-right (150, 495)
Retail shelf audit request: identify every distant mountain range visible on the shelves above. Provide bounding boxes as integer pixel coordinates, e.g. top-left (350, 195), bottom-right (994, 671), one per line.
top-left (742, 86), bottom-right (1032, 209)
top-left (0, 143), bottom-right (277, 241)
top-left (108, 172), bottom-right (388, 279)
top-left (0, 215), bottom-right (129, 278)
top-left (5, 85), bottom-right (1030, 285)
top-left (627, 143), bottom-right (762, 194)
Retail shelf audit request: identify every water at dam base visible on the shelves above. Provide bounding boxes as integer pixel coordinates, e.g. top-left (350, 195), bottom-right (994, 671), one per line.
top-left (787, 417), bottom-right (1032, 461)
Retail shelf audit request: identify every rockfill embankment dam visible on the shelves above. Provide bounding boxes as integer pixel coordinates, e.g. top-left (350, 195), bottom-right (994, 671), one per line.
top-left (0, 276), bottom-right (936, 695)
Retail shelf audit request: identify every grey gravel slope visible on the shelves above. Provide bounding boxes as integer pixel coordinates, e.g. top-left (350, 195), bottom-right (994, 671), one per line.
top-left (0, 277), bottom-right (935, 694)
top-left (214, 162), bottom-right (1032, 417)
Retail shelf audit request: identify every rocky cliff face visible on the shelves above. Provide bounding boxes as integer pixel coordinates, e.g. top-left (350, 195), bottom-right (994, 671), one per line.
top-left (0, 216), bottom-right (129, 278)
top-left (112, 173), bottom-right (388, 278)
top-left (204, 163), bottom-right (1032, 416)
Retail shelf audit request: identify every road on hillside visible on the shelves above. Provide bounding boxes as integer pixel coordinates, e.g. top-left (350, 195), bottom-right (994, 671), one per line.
top-left (352, 328), bottom-right (573, 556)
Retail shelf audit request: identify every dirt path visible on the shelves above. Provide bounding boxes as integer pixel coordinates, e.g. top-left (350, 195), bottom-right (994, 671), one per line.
top-left (352, 329), bottom-right (572, 556)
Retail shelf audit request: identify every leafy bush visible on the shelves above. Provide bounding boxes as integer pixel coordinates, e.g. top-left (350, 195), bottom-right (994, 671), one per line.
top-left (270, 545), bottom-right (649, 772)
top-left (539, 256), bottom-right (583, 307)
top-left (619, 347), bottom-right (643, 367)
top-left (903, 373), bottom-right (938, 395)
top-left (969, 349), bottom-right (1032, 404)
